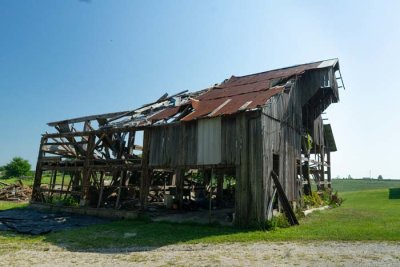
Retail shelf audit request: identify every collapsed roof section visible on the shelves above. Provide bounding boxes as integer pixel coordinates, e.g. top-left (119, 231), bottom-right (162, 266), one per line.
top-left (47, 58), bottom-right (342, 132)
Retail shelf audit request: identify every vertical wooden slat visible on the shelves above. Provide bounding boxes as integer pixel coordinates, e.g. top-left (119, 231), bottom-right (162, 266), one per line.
top-left (81, 133), bottom-right (95, 206)
top-left (140, 129), bottom-right (151, 210)
top-left (97, 172), bottom-right (105, 208)
top-left (175, 168), bottom-right (184, 209)
top-left (32, 137), bottom-right (46, 202)
top-left (327, 151), bottom-right (332, 189)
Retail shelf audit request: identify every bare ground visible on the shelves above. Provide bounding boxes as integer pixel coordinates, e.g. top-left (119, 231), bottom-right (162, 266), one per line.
top-left (1, 242), bottom-right (400, 266)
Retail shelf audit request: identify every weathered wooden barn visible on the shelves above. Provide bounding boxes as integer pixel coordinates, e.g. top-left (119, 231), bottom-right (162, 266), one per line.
top-left (32, 59), bottom-right (343, 227)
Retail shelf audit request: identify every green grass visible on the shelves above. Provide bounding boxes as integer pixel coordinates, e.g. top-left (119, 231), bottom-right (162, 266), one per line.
top-left (0, 176), bottom-right (35, 186)
top-left (0, 201), bottom-right (28, 210)
top-left (30, 189), bottom-right (400, 248)
top-left (0, 173), bottom-right (71, 187)
top-left (1, 180), bottom-right (400, 251)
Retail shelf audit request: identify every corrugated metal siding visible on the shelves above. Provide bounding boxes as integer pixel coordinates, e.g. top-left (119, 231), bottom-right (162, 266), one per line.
top-left (197, 118), bottom-right (221, 165)
top-left (221, 117), bottom-right (236, 165)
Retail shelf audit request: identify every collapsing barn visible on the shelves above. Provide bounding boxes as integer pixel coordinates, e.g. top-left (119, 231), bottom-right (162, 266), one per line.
top-left (32, 59), bottom-right (343, 227)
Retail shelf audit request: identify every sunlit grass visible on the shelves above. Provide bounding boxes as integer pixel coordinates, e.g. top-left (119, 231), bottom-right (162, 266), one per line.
top-left (1, 184), bottom-right (400, 251)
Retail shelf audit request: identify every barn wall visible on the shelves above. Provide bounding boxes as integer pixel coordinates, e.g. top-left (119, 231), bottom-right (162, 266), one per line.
top-left (234, 112), bottom-right (265, 227)
top-left (299, 67), bottom-right (339, 130)
top-left (261, 84), bottom-right (303, 204)
top-left (221, 117), bottom-right (236, 165)
top-left (149, 117), bottom-right (236, 168)
top-left (149, 123), bottom-right (197, 168)
top-left (299, 67), bottom-right (337, 107)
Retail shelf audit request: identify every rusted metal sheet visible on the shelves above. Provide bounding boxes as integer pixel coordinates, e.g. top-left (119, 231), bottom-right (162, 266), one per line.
top-left (180, 60), bottom-right (334, 121)
top-left (148, 106), bottom-right (180, 122)
top-left (183, 87), bottom-right (284, 121)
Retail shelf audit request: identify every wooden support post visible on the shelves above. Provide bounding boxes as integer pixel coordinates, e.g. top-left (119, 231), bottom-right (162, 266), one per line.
top-left (60, 171), bottom-right (65, 197)
top-left (47, 170), bottom-right (55, 200)
top-left (128, 131), bottom-right (136, 154)
top-left (81, 133), bottom-right (95, 206)
top-left (303, 157), bottom-right (312, 196)
top-left (203, 169), bottom-right (211, 188)
top-left (140, 130), bottom-right (151, 210)
top-left (175, 168), bottom-right (184, 209)
top-left (327, 150), bottom-right (332, 189)
top-left (115, 170), bottom-right (125, 209)
top-left (320, 145), bottom-right (325, 190)
top-left (97, 172), bottom-right (105, 208)
top-left (64, 172), bottom-right (74, 200)
top-left (216, 172), bottom-right (224, 208)
top-left (32, 137), bottom-right (46, 202)
top-left (209, 168), bottom-right (215, 224)
top-left (50, 170), bottom-right (57, 197)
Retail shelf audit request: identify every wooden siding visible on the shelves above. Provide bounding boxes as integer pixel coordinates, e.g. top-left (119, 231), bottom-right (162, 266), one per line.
top-left (149, 123), bottom-right (197, 167)
top-left (221, 117), bottom-right (236, 165)
top-left (149, 118), bottom-right (235, 168)
top-left (235, 112), bottom-right (265, 227)
top-left (261, 84), bottom-right (302, 203)
top-left (313, 115), bottom-right (324, 146)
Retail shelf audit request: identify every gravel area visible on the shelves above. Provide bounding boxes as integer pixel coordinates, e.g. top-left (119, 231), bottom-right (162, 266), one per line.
top-left (1, 241), bottom-right (400, 266)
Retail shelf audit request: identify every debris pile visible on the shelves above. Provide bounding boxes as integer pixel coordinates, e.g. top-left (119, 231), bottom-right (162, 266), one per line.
top-left (0, 180), bottom-right (32, 201)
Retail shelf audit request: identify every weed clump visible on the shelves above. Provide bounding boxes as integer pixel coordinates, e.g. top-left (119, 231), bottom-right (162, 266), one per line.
top-left (265, 214), bottom-right (291, 230)
top-left (303, 190), bottom-right (343, 209)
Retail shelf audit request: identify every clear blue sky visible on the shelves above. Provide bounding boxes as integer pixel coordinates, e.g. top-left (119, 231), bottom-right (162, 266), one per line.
top-left (0, 0), bottom-right (399, 179)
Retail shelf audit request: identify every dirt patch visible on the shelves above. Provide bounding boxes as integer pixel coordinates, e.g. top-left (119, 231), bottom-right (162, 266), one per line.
top-left (1, 241), bottom-right (400, 266)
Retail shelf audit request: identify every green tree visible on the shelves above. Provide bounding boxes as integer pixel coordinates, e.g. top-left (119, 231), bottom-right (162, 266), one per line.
top-left (3, 157), bottom-right (31, 178)
top-left (377, 175), bottom-right (383, 180)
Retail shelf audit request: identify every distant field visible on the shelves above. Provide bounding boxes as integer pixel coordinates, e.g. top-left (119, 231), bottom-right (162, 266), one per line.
top-left (332, 179), bottom-right (400, 192)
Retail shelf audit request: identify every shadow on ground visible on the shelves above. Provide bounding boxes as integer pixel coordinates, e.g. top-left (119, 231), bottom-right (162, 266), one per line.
top-left (0, 207), bottom-right (252, 253)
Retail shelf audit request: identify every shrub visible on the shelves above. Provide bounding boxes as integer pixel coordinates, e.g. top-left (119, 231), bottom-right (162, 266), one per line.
top-left (303, 190), bottom-right (343, 208)
top-left (330, 190), bottom-right (343, 206)
top-left (3, 157), bottom-right (31, 178)
top-left (303, 191), bottom-right (324, 208)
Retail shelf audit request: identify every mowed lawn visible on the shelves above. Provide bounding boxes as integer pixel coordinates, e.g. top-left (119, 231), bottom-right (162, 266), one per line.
top-left (1, 179), bottom-right (400, 251)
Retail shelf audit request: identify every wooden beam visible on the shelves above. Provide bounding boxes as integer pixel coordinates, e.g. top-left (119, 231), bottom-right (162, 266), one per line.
top-left (47, 110), bottom-right (130, 127)
top-left (32, 137), bottom-right (46, 202)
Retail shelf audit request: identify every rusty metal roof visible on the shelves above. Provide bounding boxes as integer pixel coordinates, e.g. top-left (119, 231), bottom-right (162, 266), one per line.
top-left (180, 59), bottom-right (337, 121)
top-left (47, 59), bottom-right (339, 130)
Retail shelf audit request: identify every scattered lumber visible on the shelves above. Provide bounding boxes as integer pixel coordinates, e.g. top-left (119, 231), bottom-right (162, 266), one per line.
top-left (0, 180), bottom-right (32, 201)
